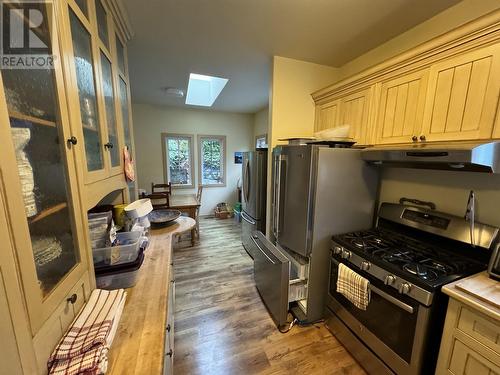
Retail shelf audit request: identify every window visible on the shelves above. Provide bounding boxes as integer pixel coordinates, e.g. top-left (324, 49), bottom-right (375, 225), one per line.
top-left (198, 135), bottom-right (226, 187)
top-left (255, 134), bottom-right (268, 149)
top-left (162, 133), bottom-right (194, 188)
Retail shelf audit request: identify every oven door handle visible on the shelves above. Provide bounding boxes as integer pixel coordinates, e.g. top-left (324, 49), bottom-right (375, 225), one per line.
top-left (370, 285), bottom-right (414, 314)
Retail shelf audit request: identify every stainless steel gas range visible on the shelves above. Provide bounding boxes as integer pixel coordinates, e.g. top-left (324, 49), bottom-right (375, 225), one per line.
top-left (326, 202), bottom-right (499, 375)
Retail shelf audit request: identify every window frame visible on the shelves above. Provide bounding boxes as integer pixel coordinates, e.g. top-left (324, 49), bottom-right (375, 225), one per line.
top-left (161, 133), bottom-right (195, 189)
top-left (198, 135), bottom-right (227, 188)
top-left (255, 133), bottom-right (268, 149)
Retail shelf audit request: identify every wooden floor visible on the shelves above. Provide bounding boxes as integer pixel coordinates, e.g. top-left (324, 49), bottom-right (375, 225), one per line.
top-left (173, 217), bottom-right (366, 375)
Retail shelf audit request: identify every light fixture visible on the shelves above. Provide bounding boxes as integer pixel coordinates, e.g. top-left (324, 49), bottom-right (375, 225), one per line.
top-left (163, 87), bottom-right (184, 98)
top-left (185, 73), bottom-right (228, 107)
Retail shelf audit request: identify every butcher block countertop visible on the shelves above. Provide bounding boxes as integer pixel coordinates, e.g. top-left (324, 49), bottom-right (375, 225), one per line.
top-left (107, 216), bottom-right (196, 374)
top-left (442, 271), bottom-right (500, 321)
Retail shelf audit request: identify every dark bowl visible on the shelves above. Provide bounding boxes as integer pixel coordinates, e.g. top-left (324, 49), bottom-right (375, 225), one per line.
top-left (148, 209), bottom-right (182, 227)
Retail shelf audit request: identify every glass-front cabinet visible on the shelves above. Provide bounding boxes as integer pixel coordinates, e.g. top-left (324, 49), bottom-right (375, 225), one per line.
top-left (0, 1), bottom-right (89, 334)
top-left (63, 0), bottom-right (128, 190)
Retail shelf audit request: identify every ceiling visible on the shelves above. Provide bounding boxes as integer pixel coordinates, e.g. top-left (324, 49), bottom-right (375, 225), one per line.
top-left (123, 0), bottom-right (460, 113)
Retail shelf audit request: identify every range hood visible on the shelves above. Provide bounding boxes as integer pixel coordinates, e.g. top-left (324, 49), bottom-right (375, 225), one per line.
top-left (361, 141), bottom-right (500, 173)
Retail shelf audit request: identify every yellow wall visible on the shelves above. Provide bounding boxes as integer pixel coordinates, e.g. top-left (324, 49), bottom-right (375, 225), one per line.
top-left (269, 56), bottom-right (338, 147)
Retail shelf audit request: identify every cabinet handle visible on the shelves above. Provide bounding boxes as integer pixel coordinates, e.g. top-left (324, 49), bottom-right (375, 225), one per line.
top-left (66, 294), bottom-right (77, 304)
top-left (104, 142), bottom-right (114, 149)
top-left (166, 324), bottom-right (171, 332)
top-left (166, 349), bottom-right (173, 357)
top-left (411, 135), bottom-right (418, 142)
top-left (419, 135), bottom-right (426, 141)
top-left (67, 136), bottom-right (78, 146)
top-left (171, 279), bottom-right (175, 283)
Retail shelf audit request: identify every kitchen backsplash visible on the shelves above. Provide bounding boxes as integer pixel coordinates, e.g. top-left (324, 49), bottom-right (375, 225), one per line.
top-left (379, 168), bottom-right (500, 227)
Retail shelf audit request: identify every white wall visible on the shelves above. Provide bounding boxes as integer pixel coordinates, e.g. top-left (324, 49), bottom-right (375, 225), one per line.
top-left (253, 107), bottom-right (269, 142)
top-left (132, 103), bottom-right (254, 215)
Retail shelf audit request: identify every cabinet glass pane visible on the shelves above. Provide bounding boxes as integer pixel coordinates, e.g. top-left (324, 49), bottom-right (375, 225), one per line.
top-left (74, 0), bottom-right (88, 17)
top-left (69, 9), bottom-right (104, 172)
top-left (95, 0), bottom-right (109, 49)
top-left (116, 35), bottom-right (125, 73)
top-left (3, 4), bottom-right (79, 297)
top-left (100, 51), bottom-right (120, 167)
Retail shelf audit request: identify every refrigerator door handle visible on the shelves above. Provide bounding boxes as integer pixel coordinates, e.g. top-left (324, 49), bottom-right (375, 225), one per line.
top-left (244, 159), bottom-right (251, 203)
top-left (273, 154), bottom-right (285, 239)
top-left (241, 210), bottom-right (256, 225)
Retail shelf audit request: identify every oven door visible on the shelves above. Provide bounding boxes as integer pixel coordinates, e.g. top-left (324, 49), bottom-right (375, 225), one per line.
top-left (327, 257), bottom-right (430, 375)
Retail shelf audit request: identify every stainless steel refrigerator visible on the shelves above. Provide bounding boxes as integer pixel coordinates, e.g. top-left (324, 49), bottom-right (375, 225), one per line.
top-left (241, 150), bottom-right (267, 258)
top-left (247, 144), bottom-right (379, 327)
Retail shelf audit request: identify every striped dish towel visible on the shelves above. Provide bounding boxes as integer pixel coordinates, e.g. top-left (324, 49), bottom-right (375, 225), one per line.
top-left (48, 289), bottom-right (126, 375)
top-left (336, 263), bottom-right (371, 310)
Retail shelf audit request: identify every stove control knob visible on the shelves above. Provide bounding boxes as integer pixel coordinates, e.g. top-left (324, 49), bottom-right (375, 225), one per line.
top-left (398, 282), bottom-right (412, 295)
top-left (384, 275), bottom-right (396, 285)
top-left (333, 246), bottom-right (343, 255)
top-left (360, 261), bottom-right (371, 271)
top-left (341, 249), bottom-right (352, 260)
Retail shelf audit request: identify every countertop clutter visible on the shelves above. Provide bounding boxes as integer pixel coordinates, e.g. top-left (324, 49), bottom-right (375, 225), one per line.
top-left (107, 217), bottom-right (195, 375)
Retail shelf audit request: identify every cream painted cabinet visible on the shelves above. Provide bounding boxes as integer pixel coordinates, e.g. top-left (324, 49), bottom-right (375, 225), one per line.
top-left (315, 99), bottom-right (340, 132)
top-left (373, 69), bottom-right (429, 145)
top-left (436, 299), bottom-right (500, 375)
top-left (314, 86), bottom-right (373, 146)
top-left (60, 0), bottom-right (136, 207)
top-left (420, 44), bottom-right (500, 142)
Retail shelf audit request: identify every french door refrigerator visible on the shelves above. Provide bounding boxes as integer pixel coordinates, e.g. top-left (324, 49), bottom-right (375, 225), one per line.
top-left (241, 150), bottom-right (267, 258)
top-left (247, 144), bottom-right (379, 327)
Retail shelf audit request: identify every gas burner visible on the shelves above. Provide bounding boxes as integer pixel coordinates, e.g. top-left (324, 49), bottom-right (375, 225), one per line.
top-left (353, 239), bottom-right (365, 248)
top-left (382, 250), bottom-right (414, 264)
top-left (403, 263), bottom-right (438, 281)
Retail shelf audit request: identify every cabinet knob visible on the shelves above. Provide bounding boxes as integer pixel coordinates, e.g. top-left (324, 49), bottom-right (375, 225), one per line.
top-left (411, 135), bottom-right (418, 142)
top-left (166, 324), bottom-right (171, 332)
top-left (419, 135), bottom-right (426, 141)
top-left (66, 294), bottom-right (77, 304)
top-left (104, 142), bottom-right (114, 149)
top-left (166, 349), bottom-right (173, 357)
top-left (67, 136), bottom-right (78, 146)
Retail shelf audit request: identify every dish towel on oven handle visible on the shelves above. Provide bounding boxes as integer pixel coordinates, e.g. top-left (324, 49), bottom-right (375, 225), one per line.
top-left (336, 263), bottom-right (371, 310)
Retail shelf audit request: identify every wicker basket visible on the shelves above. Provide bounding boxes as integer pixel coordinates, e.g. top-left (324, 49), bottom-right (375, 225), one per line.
top-left (214, 203), bottom-right (234, 219)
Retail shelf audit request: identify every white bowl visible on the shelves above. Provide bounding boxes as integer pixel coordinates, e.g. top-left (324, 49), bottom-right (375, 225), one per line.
top-left (124, 199), bottom-right (153, 219)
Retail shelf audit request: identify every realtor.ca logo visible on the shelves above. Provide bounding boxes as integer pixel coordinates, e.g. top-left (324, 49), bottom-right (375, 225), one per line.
top-left (1, 1), bottom-right (55, 69)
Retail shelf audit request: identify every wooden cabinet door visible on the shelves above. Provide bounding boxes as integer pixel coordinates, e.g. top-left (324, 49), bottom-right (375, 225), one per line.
top-left (446, 339), bottom-right (500, 375)
top-left (421, 44), bottom-right (500, 142)
top-left (0, 1), bottom-right (90, 335)
top-left (315, 100), bottom-right (340, 132)
top-left (373, 70), bottom-right (429, 145)
top-left (338, 87), bottom-right (373, 145)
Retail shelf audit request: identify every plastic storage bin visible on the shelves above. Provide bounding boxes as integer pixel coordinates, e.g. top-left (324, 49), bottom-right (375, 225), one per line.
top-left (95, 251), bottom-right (144, 290)
top-left (92, 231), bottom-right (145, 267)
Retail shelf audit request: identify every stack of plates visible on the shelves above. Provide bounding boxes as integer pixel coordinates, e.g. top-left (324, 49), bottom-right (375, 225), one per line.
top-left (88, 212), bottom-right (112, 249)
top-left (11, 127), bottom-right (37, 217)
top-left (32, 236), bottom-right (62, 267)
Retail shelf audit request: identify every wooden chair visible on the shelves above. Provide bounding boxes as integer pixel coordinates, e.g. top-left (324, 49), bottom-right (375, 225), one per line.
top-left (194, 186), bottom-right (203, 238)
top-left (151, 182), bottom-right (172, 195)
top-left (144, 193), bottom-right (170, 210)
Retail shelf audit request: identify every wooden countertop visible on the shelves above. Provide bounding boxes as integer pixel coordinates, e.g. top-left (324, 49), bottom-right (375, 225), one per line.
top-left (442, 272), bottom-right (500, 321)
top-left (107, 217), bottom-right (196, 374)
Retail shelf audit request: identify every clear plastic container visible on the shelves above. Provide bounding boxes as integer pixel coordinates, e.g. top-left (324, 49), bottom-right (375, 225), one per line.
top-left (92, 231), bottom-right (145, 267)
top-left (95, 251), bottom-right (144, 290)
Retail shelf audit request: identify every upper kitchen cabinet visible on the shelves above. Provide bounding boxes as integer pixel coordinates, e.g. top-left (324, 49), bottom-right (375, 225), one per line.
top-left (314, 86), bottom-right (373, 146)
top-left (373, 70), bottom-right (429, 145)
top-left (0, 1), bottom-right (91, 336)
top-left (60, 0), bottom-right (135, 207)
top-left (420, 44), bottom-right (500, 143)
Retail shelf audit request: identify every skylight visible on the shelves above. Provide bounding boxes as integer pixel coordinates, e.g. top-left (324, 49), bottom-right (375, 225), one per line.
top-left (185, 73), bottom-right (228, 107)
